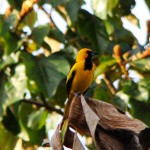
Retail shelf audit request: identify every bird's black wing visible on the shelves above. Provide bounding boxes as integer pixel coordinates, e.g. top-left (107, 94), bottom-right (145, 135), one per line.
top-left (66, 70), bottom-right (76, 96)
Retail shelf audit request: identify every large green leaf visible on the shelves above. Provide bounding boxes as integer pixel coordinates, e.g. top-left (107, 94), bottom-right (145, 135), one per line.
top-left (93, 81), bottom-right (111, 103)
top-left (130, 98), bottom-right (150, 126)
top-left (27, 108), bottom-right (48, 130)
top-left (104, 17), bottom-right (135, 52)
top-left (65, 0), bottom-right (83, 23)
top-left (32, 24), bottom-right (50, 44)
top-left (0, 52), bottom-right (19, 71)
top-left (122, 79), bottom-right (150, 103)
top-left (3, 64), bottom-right (27, 106)
top-left (47, 53), bottom-right (70, 76)
top-left (18, 103), bottom-right (46, 144)
top-left (52, 78), bottom-right (67, 106)
top-left (7, 0), bottom-right (23, 10)
top-left (112, 91), bottom-right (130, 111)
top-left (0, 10), bottom-right (18, 36)
top-left (131, 59), bottom-right (150, 73)
top-left (95, 56), bottom-right (116, 77)
top-left (0, 123), bottom-right (18, 150)
top-left (2, 107), bottom-right (20, 135)
top-left (77, 9), bottom-right (109, 54)
top-left (0, 63), bottom-right (27, 121)
top-left (3, 32), bottom-right (20, 54)
top-left (20, 52), bottom-right (65, 98)
top-left (92, 0), bottom-right (119, 19)
top-left (18, 10), bottom-right (37, 30)
top-left (48, 28), bottom-right (65, 43)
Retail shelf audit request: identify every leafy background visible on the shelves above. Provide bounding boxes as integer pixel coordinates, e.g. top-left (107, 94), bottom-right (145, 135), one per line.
top-left (0, 0), bottom-right (150, 149)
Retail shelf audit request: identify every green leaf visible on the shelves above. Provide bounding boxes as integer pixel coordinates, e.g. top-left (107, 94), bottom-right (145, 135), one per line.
top-left (77, 9), bottom-right (109, 54)
top-left (3, 64), bottom-right (27, 106)
top-left (122, 79), bottom-right (150, 102)
top-left (65, 0), bottom-right (83, 23)
top-left (2, 107), bottom-right (20, 135)
top-left (18, 103), bottom-right (33, 141)
top-left (32, 24), bottom-right (50, 44)
top-left (0, 72), bottom-right (7, 108)
top-left (145, 0), bottom-right (150, 11)
top-left (0, 52), bottom-right (19, 71)
top-left (95, 56), bottom-right (116, 77)
top-left (104, 17), bottom-right (135, 52)
top-left (131, 59), bottom-right (150, 73)
top-left (18, 103), bottom-right (46, 144)
top-left (130, 98), bottom-right (150, 126)
top-left (18, 10), bottom-right (37, 30)
top-left (52, 78), bottom-right (67, 106)
top-left (48, 0), bottom-right (67, 8)
top-left (0, 123), bottom-right (18, 150)
top-left (113, 91), bottom-right (130, 111)
top-left (47, 53), bottom-right (70, 76)
top-left (48, 28), bottom-right (65, 43)
top-left (28, 108), bottom-right (48, 130)
top-left (20, 52), bottom-right (65, 98)
top-left (7, 0), bottom-right (23, 10)
top-left (3, 32), bottom-right (20, 55)
top-left (0, 10), bottom-right (18, 35)
top-left (92, 0), bottom-right (119, 19)
top-left (93, 81), bottom-right (111, 103)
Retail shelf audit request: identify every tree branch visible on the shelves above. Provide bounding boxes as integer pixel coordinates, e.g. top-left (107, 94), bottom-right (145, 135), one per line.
top-left (21, 99), bottom-right (63, 115)
top-left (103, 73), bottom-right (116, 96)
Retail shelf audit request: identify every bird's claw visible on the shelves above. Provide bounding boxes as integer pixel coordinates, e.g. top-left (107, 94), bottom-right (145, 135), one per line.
top-left (74, 92), bottom-right (81, 99)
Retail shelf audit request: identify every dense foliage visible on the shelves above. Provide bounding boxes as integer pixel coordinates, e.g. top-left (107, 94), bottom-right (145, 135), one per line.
top-left (0, 0), bottom-right (150, 149)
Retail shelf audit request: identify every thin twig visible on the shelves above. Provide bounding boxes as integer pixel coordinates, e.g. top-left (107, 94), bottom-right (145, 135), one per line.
top-left (40, 6), bottom-right (55, 28)
top-left (21, 99), bottom-right (63, 115)
top-left (103, 73), bottom-right (116, 96)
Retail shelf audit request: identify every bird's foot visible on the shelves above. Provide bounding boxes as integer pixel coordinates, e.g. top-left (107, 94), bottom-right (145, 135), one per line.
top-left (74, 92), bottom-right (81, 99)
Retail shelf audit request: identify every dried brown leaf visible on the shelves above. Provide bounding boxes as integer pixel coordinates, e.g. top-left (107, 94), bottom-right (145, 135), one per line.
top-left (86, 97), bottom-right (147, 133)
top-left (68, 96), bottom-right (89, 135)
top-left (50, 123), bottom-right (63, 150)
top-left (80, 95), bottom-right (100, 149)
top-left (72, 132), bottom-right (85, 150)
top-left (53, 95), bottom-right (149, 150)
top-left (63, 128), bottom-right (74, 148)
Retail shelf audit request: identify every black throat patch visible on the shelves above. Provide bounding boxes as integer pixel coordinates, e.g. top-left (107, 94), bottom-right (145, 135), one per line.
top-left (84, 52), bottom-right (93, 70)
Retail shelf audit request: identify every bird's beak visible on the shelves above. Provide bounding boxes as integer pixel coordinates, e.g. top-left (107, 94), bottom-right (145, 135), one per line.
top-left (91, 51), bottom-right (98, 56)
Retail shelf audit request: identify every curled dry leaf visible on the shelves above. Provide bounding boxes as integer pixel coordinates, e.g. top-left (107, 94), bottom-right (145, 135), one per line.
top-left (50, 123), bottom-right (63, 150)
top-left (43, 95), bottom-right (149, 149)
top-left (72, 132), bottom-right (85, 150)
top-left (86, 97), bottom-right (147, 133)
top-left (66, 95), bottom-right (149, 150)
top-left (63, 125), bottom-right (85, 150)
top-left (41, 121), bottom-right (85, 150)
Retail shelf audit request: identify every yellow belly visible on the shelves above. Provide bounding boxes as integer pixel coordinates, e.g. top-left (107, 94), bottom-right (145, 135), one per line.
top-left (71, 62), bottom-right (94, 93)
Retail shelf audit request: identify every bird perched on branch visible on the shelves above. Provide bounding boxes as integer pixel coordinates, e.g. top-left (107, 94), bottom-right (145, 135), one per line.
top-left (64, 48), bottom-right (97, 119)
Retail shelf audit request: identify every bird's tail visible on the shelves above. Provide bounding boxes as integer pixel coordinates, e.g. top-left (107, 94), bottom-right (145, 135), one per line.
top-left (63, 93), bottom-right (74, 121)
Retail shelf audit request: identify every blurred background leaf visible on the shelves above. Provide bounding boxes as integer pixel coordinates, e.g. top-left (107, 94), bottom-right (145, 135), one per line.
top-left (0, 0), bottom-right (150, 149)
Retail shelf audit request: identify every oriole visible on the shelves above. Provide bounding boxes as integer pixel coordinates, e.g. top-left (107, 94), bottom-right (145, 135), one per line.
top-left (64, 48), bottom-right (96, 119)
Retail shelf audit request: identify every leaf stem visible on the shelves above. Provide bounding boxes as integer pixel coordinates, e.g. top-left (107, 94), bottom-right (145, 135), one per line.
top-left (21, 98), bottom-right (63, 115)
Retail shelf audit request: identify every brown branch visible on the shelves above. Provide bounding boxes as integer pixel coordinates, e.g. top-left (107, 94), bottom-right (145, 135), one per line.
top-left (103, 73), bottom-right (116, 96)
top-left (40, 6), bottom-right (56, 28)
top-left (21, 98), bottom-right (63, 115)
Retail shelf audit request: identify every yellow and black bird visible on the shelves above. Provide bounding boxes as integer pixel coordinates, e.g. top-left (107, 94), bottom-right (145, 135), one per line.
top-left (64, 48), bottom-right (96, 119)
